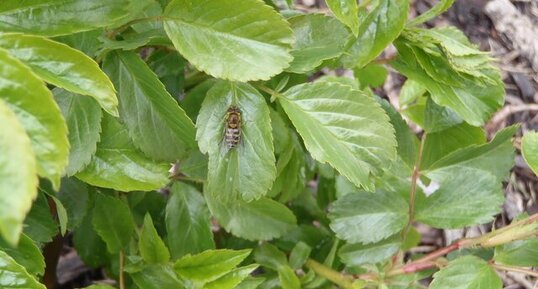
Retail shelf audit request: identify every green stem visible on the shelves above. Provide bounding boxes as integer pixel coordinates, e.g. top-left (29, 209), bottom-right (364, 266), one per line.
top-left (119, 251), bottom-right (125, 289)
top-left (402, 133), bottom-right (427, 240)
top-left (305, 259), bottom-right (355, 289)
top-left (254, 84), bottom-right (281, 102)
top-left (492, 263), bottom-right (538, 278)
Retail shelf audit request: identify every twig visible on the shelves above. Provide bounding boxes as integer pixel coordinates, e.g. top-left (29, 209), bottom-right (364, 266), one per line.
top-left (493, 263), bottom-right (538, 278)
top-left (402, 133), bottom-right (427, 239)
top-left (488, 104), bottom-right (538, 128)
top-left (119, 251), bottom-right (125, 289)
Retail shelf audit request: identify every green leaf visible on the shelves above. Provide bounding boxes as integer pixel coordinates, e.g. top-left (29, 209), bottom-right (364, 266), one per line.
top-left (339, 236), bottom-right (401, 266)
top-left (130, 264), bottom-right (184, 289)
top-left (54, 89), bottom-right (102, 176)
top-left (415, 168), bottom-right (503, 228)
top-left (329, 190), bottom-right (408, 244)
top-left (0, 98), bottom-right (37, 245)
top-left (279, 82), bottom-right (396, 191)
top-left (181, 79), bottom-right (216, 121)
top-left (392, 32), bottom-right (504, 126)
top-left (407, 0), bottom-right (455, 26)
top-left (23, 193), bottom-right (57, 244)
top-left (286, 14), bottom-right (349, 73)
top-left (163, 0), bottom-right (293, 81)
top-left (326, 0), bottom-right (359, 36)
top-left (423, 97), bottom-right (462, 133)
top-left (494, 238), bottom-right (538, 267)
top-left (0, 0), bottom-right (142, 37)
top-left (196, 81), bottom-right (276, 202)
top-left (0, 48), bottom-right (68, 189)
top-left (47, 194), bottom-right (68, 236)
top-left (0, 250), bottom-right (46, 289)
top-left (73, 213), bottom-right (109, 268)
top-left (289, 242), bottom-right (312, 269)
top-left (205, 264), bottom-right (259, 289)
top-left (234, 277), bottom-right (266, 289)
top-left (92, 194), bottom-right (135, 253)
top-left (522, 131), bottom-right (538, 176)
top-left (341, 0), bottom-right (409, 68)
top-left (0, 33), bottom-right (118, 116)
top-left (139, 214), bottom-right (170, 264)
top-left (355, 64), bottom-right (388, 89)
top-left (278, 265), bottom-right (301, 289)
top-left (53, 29), bottom-right (104, 58)
top-left (76, 114), bottom-right (170, 192)
top-left (0, 234), bottom-right (44, 276)
top-left (174, 249), bottom-right (251, 283)
top-left (421, 123), bottom-right (485, 170)
top-left (254, 243), bottom-right (287, 270)
top-left (103, 51), bottom-right (196, 161)
top-left (424, 125), bottom-right (516, 181)
top-left (57, 178), bottom-right (90, 230)
top-left (205, 194), bottom-right (297, 241)
top-left (165, 183), bottom-right (214, 260)
top-left (430, 255), bottom-right (502, 289)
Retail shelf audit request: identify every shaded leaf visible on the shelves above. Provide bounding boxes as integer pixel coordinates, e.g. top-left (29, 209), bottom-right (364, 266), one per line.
top-left (279, 82), bottom-right (396, 191)
top-left (163, 0), bottom-right (293, 81)
top-left (73, 213), bottom-right (109, 268)
top-left (139, 214), bottom-right (170, 264)
top-left (92, 194), bottom-right (135, 253)
top-left (166, 183), bottom-right (214, 260)
top-left (23, 194), bottom-right (57, 244)
top-left (76, 114), bottom-right (170, 192)
top-left (0, 234), bottom-right (44, 276)
top-left (329, 190), bottom-right (408, 244)
top-left (57, 178), bottom-right (90, 230)
top-left (103, 51), bottom-right (195, 161)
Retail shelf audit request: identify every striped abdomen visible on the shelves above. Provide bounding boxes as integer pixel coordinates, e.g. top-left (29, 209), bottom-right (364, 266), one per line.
top-left (225, 106), bottom-right (241, 149)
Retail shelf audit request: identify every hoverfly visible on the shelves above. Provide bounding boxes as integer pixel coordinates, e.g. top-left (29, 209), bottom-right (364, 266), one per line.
top-left (224, 106), bottom-right (241, 149)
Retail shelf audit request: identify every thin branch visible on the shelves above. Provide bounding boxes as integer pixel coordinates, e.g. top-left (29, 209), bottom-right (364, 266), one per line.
top-left (305, 259), bottom-right (355, 289)
top-left (488, 104), bottom-right (538, 128)
top-left (119, 251), bottom-right (125, 289)
top-left (493, 263), bottom-right (538, 278)
top-left (402, 133), bottom-right (427, 239)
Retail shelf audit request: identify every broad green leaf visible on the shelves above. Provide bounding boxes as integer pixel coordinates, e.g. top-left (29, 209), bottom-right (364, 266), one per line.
top-left (205, 193), bottom-right (297, 240)
top-left (130, 264), bottom-right (184, 289)
top-left (494, 238), bottom-right (538, 267)
top-left (254, 243), bottom-right (287, 270)
top-left (76, 114), bottom-right (169, 192)
top-left (286, 14), bottom-right (349, 73)
top-left (0, 234), bottom-right (44, 276)
top-left (53, 29), bottom-right (104, 58)
top-left (271, 134), bottom-right (307, 203)
top-left (57, 178), bottom-right (90, 230)
top-left (415, 168), bottom-right (503, 228)
top-left (339, 236), bottom-right (400, 266)
top-left (163, 0), bottom-right (293, 81)
top-left (233, 277), bottom-right (265, 289)
top-left (205, 264), bottom-right (259, 289)
top-left (420, 123), bottom-right (486, 170)
top-left (341, 0), bottom-right (409, 68)
top-left (139, 214), bottom-right (170, 264)
top-left (378, 98), bottom-right (419, 168)
top-left (392, 33), bottom-right (504, 126)
top-left (146, 49), bottom-right (185, 97)
top-left (399, 79), bottom-right (427, 108)
top-left (174, 249), bottom-right (251, 283)
top-left (54, 89), bottom-right (102, 176)
top-left (0, 0), bottom-right (145, 37)
top-left (92, 194), bottom-right (135, 253)
top-left (73, 213), bottom-right (108, 268)
top-left (0, 250), bottom-right (46, 289)
top-left (329, 190), bottom-right (408, 244)
top-left (0, 98), bottom-right (37, 245)
top-left (326, 0), bottom-right (359, 36)
top-left (103, 51), bottom-right (195, 161)
top-left (166, 183), bottom-right (214, 260)
top-left (423, 97), bottom-right (462, 133)
top-left (289, 242), bottom-right (311, 269)
top-left (424, 125), bottom-right (516, 181)
top-left (407, 0), bottom-right (455, 27)
top-left (23, 193), bottom-right (57, 244)
top-left (0, 33), bottom-right (118, 115)
top-left (430, 255), bottom-right (502, 289)
top-left (0, 48), bottom-right (68, 189)
top-left (355, 64), bottom-right (388, 89)
top-left (278, 265), bottom-right (301, 289)
top-left (181, 79), bottom-right (216, 121)
top-left (521, 131), bottom-right (538, 176)
top-left (196, 81), bottom-right (276, 201)
top-left (279, 82), bottom-right (396, 191)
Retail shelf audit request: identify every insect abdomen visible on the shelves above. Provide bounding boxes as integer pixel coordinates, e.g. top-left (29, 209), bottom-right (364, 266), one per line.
top-left (225, 106), bottom-right (241, 149)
